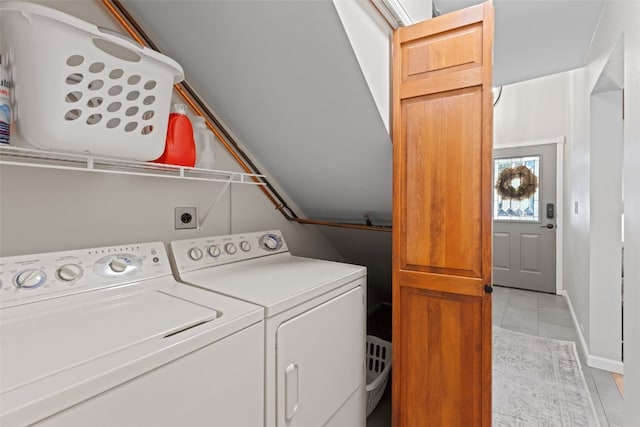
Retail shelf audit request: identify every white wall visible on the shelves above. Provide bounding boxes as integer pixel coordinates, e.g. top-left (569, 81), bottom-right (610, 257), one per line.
top-left (566, 1), bottom-right (627, 371)
top-left (493, 72), bottom-right (569, 145)
top-left (589, 90), bottom-right (623, 367)
top-left (565, 67), bottom-right (592, 348)
top-left (0, 0), bottom-right (342, 263)
top-left (566, 6), bottom-right (628, 375)
top-left (565, 0), bottom-right (640, 421)
top-left (622, 1), bottom-right (640, 423)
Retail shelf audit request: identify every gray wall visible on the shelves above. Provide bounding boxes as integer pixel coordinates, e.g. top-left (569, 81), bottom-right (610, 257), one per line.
top-left (318, 227), bottom-right (392, 310)
top-left (120, 0), bottom-right (393, 225)
top-left (0, 0), bottom-right (341, 263)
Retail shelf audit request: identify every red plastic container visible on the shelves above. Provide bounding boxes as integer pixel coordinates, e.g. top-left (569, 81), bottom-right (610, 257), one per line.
top-left (153, 103), bottom-right (196, 167)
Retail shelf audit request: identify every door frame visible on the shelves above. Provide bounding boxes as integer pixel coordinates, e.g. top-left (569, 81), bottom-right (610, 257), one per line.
top-left (391, 3), bottom-right (494, 424)
top-left (493, 135), bottom-right (565, 295)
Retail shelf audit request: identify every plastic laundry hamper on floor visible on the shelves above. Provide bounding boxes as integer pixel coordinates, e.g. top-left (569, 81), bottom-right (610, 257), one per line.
top-left (0, 1), bottom-right (184, 160)
top-left (366, 335), bottom-right (392, 417)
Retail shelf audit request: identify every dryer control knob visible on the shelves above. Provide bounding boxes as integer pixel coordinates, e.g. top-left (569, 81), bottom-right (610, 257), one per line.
top-left (15, 269), bottom-right (47, 289)
top-left (208, 245), bottom-right (221, 258)
top-left (109, 258), bottom-right (129, 273)
top-left (188, 247), bottom-right (204, 261)
top-left (260, 234), bottom-right (282, 251)
top-left (224, 243), bottom-right (237, 255)
top-left (57, 264), bottom-right (83, 282)
top-left (239, 241), bottom-right (251, 252)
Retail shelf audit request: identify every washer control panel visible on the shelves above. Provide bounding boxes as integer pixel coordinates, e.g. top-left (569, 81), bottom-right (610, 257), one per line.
top-left (0, 242), bottom-right (170, 308)
top-left (170, 230), bottom-right (288, 274)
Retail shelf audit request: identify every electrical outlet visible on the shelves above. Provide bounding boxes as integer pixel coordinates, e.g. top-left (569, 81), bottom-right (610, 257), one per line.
top-left (175, 207), bottom-right (197, 230)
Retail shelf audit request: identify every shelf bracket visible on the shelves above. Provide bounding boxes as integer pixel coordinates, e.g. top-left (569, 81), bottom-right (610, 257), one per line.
top-left (197, 178), bottom-right (232, 230)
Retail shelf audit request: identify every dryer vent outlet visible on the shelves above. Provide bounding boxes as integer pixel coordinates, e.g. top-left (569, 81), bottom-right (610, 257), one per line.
top-left (175, 207), bottom-right (197, 230)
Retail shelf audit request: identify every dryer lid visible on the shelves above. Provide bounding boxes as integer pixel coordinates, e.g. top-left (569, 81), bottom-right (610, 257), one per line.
top-left (180, 255), bottom-right (366, 317)
top-left (1, 288), bottom-right (218, 392)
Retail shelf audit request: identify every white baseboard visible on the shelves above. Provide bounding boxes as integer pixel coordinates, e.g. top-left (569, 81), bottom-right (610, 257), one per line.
top-left (588, 355), bottom-right (624, 374)
top-left (559, 290), bottom-right (624, 374)
top-left (559, 290), bottom-right (591, 362)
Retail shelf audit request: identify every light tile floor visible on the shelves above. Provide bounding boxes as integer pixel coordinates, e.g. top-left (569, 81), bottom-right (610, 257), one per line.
top-left (366, 286), bottom-right (624, 427)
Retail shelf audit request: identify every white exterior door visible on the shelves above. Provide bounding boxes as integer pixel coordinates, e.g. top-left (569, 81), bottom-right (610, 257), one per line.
top-left (276, 287), bottom-right (365, 427)
top-left (493, 144), bottom-right (557, 293)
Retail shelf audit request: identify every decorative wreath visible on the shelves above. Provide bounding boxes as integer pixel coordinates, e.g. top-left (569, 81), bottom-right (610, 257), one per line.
top-left (495, 165), bottom-right (538, 200)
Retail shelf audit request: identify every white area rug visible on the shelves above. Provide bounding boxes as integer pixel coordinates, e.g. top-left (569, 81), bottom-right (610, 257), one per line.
top-left (493, 327), bottom-right (600, 427)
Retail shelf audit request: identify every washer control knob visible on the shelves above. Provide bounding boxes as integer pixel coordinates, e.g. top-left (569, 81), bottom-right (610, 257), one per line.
top-left (224, 243), bottom-right (237, 255)
top-left (208, 245), bottom-right (221, 258)
top-left (188, 247), bottom-right (204, 261)
top-left (57, 264), bottom-right (83, 282)
top-left (15, 269), bottom-right (47, 289)
top-left (239, 241), bottom-right (251, 252)
top-left (109, 258), bottom-right (129, 273)
top-left (260, 234), bottom-right (282, 251)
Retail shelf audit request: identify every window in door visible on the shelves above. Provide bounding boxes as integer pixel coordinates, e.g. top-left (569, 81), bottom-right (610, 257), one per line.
top-left (494, 155), bottom-right (540, 222)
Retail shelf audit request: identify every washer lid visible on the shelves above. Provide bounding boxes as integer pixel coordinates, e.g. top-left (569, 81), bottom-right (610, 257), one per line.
top-left (179, 255), bottom-right (366, 317)
top-left (1, 288), bottom-right (217, 393)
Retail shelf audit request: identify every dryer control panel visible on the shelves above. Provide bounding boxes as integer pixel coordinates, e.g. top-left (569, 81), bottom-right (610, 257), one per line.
top-left (170, 230), bottom-right (289, 274)
top-left (0, 242), bottom-right (171, 308)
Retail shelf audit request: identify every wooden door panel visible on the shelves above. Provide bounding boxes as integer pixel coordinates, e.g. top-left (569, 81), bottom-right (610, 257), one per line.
top-left (399, 270), bottom-right (484, 297)
top-left (392, 2), bottom-right (493, 426)
top-left (402, 87), bottom-right (482, 276)
top-left (403, 24), bottom-right (482, 80)
top-left (400, 68), bottom-right (483, 100)
top-left (398, 287), bottom-right (482, 426)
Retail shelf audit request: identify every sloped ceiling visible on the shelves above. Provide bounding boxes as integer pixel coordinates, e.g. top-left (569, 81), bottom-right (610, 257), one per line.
top-left (121, 0), bottom-right (392, 225)
top-left (120, 0), bottom-right (605, 226)
top-left (433, 0), bottom-right (606, 86)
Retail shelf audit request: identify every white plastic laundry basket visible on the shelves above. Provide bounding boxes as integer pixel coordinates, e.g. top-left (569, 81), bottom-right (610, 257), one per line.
top-left (366, 335), bottom-right (392, 417)
top-left (0, 1), bottom-right (184, 160)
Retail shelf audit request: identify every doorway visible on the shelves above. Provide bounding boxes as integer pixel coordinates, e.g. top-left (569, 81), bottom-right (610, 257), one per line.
top-left (493, 144), bottom-right (557, 293)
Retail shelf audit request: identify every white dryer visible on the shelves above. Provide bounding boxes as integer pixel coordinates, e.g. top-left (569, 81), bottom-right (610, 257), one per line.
top-left (0, 242), bottom-right (264, 427)
top-left (170, 230), bottom-right (367, 427)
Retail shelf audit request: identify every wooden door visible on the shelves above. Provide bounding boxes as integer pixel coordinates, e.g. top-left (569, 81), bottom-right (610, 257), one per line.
top-left (392, 3), bottom-right (494, 426)
top-left (493, 144), bottom-right (557, 293)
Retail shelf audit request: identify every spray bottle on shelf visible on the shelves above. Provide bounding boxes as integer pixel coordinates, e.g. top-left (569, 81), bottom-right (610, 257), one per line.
top-left (0, 54), bottom-right (11, 144)
top-left (192, 116), bottom-right (216, 170)
top-left (153, 103), bottom-right (196, 167)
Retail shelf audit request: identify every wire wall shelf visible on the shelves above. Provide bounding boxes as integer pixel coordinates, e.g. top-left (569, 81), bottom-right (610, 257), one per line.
top-left (0, 145), bottom-right (266, 185)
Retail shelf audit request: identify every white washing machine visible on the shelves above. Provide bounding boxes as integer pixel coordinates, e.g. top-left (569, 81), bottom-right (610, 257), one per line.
top-left (0, 242), bottom-right (264, 427)
top-left (170, 230), bottom-right (367, 427)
